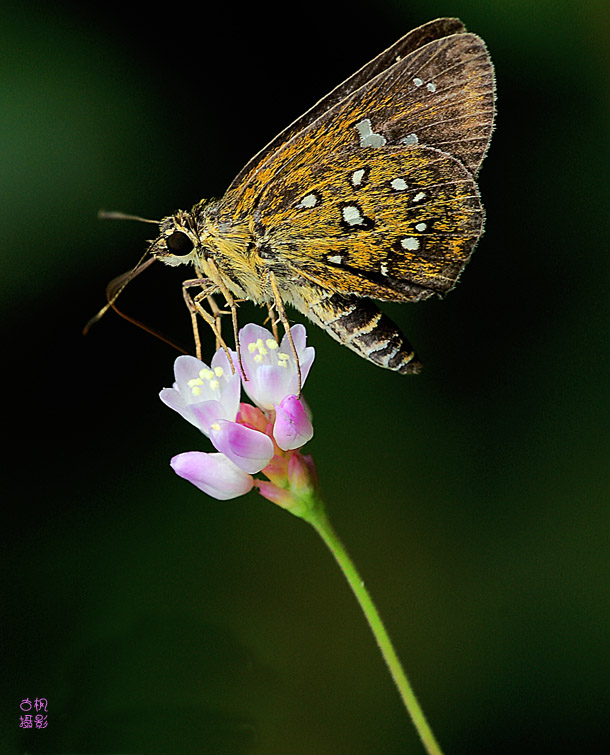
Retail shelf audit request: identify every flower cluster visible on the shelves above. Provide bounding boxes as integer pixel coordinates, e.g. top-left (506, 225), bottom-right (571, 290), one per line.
top-left (160, 324), bottom-right (317, 506)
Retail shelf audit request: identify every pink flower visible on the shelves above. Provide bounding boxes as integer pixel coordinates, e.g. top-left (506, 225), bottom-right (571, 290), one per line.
top-left (161, 324), bottom-right (317, 503)
top-left (160, 350), bottom-right (273, 478)
top-left (239, 324), bottom-right (315, 410)
top-left (159, 350), bottom-right (240, 434)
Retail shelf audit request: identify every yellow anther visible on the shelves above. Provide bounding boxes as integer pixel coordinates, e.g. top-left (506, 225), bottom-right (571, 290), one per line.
top-left (213, 366), bottom-right (224, 377)
top-left (191, 386), bottom-right (202, 396)
top-left (247, 342), bottom-right (257, 353)
top-left (209, 379), bottom-right (219, 390)
top-left (254, 354), bottom-right (264, 363)
top-left (255, 338), bottom-right (268, 355)
top-left (187, 377), bottom-right (204, 387)
top-left (199, 368), bottom-right (213, 380)
top-left (210, 422), bottom-right (220, 431)
top-left (266, 338), bottom-right (279, 350)
top-left (278, 352), bottom-right (290, 361)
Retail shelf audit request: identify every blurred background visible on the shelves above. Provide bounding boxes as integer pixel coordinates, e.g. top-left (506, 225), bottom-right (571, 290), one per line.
top-left (2, 0), bottom-right (609, 752)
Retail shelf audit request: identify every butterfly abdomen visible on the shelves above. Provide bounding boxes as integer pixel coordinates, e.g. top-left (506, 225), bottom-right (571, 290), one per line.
top-left (306, 292), bottom-right (422, 374)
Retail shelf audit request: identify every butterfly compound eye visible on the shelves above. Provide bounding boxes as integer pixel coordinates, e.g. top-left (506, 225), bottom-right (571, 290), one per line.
top-left (166, 230), bottom-right (194, 256)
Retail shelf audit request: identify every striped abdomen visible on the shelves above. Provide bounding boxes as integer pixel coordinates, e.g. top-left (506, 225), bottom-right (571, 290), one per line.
top-left (304, 293), bottom-right (422, 374)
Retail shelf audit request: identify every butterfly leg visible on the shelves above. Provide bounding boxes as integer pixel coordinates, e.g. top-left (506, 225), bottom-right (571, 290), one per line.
top-left (264, 302), bottom-right (280, 342)
top-left (201, 258), bottom-right (247, 380)
top-left (181, 278), bottom-right (235, 368)
top-left (307, 293), bottom-right (422, 374)
top-left (188, 270), bottom-right (229, 350)
top-left (205, 294), bottom-right (228, 350)
top-left (268, 271), bottom-right (302, 395)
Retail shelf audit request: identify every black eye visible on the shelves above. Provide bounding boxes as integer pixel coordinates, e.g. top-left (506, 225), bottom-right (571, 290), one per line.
top-left (166, 230), bottom-right (194, 255)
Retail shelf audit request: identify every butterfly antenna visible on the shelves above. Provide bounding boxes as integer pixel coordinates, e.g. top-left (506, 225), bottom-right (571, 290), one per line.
top-left (97, 209), bottom-right (158, 224)
top-left (83, 209), bottom-right (161, 334)
top-left (83, 252), bottom-right (156, 334)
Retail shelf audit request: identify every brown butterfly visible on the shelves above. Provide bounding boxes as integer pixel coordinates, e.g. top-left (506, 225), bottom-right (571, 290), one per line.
top-left (94, 18), bottom-right (495, 378)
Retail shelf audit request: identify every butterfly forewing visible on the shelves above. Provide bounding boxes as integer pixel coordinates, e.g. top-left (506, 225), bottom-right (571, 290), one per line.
top-left (226, 31), bottom-right (493, 217)
top-left (227, 18), bottom-right (468, 194)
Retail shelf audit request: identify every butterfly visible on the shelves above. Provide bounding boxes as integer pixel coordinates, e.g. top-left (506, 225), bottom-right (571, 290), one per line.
top-left (96, 18), bottom-right (495, 379)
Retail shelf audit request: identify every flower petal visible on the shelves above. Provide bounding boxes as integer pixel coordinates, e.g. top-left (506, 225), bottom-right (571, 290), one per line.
top-left (170, 451), bottom-right (253, 500)
top-left (244, 364), bottom-right (293, 410)
top-left (273, 395), bottom-right (314, 450)
top-left (238, 324), bottom-right (315, 409)
top-left (208, 420), bottom-right (274, 474)
top-left (188, 399), bottom-right (231, 432)
top-left (160, 353), bottom-right (242, 433)
top-left (173, 355), bottom-right (206, 387)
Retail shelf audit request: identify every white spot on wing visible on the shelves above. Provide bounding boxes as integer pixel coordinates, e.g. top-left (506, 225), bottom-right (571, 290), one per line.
top-left (354, 118), bottom-right (387, 148)
top-left (380, 262), bottom-right (389, 276)
top-left (342, 205), bottom-right (364, 226)
top-left (401, 237), bottom-right (420, 251)
top-left (415, 222), bottom-right (427, 232)
top-left (400, 133), bottom-right (418, 147)
top-left (328, 255), bottom-right (343, 264)
top-left (413, 78), bottom-right (423, 87)
top-left (390, 178), bottom-right (408, 191)
top-left (413, 191), bottom-right (426, 203)
top-left (296, 193), bottom-right (318, 209)
top-left (426, 82), bottom-right (437, 92)
top-left (351, 168), bottom-right (366, 186)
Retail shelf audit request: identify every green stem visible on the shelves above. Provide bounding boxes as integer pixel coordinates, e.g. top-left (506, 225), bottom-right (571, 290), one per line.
top-left (300, 495), bottom-right (444, 755)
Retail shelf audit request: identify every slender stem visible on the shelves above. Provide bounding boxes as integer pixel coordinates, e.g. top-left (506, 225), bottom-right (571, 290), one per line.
top-left (300, 497), bottom-right (444, 755)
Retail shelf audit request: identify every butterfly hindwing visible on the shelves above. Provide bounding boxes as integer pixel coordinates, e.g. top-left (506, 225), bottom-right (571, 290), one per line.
top-left (252, 145), bottom-right (483, 302)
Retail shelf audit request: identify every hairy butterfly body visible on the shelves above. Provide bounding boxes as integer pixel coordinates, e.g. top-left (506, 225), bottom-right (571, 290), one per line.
top-left (149, 18), bottom-right (495, 374)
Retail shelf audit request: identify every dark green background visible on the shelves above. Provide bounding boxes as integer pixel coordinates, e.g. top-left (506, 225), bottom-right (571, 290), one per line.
top-left (3, 0), bottom-right (609, 752)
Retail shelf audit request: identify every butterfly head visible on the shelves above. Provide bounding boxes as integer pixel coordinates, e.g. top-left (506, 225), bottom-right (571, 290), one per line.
top-left (149, 209), bottom-right (199, 268)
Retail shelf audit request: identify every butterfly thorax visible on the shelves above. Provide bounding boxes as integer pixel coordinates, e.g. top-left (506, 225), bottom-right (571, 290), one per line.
top-left (149, 199), bottom-right (269, 302)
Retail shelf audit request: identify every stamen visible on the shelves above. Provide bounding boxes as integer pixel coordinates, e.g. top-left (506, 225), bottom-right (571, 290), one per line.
top-left (255, 338), bottom-right (268, 355)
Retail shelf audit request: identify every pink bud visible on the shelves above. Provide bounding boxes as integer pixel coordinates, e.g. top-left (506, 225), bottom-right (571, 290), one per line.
top-left (287, 452), bottom-right (315, 495)
top-left (273, 395), bottom-right (314, 451)
top-left (254, 480), bottom-right (294, 509)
